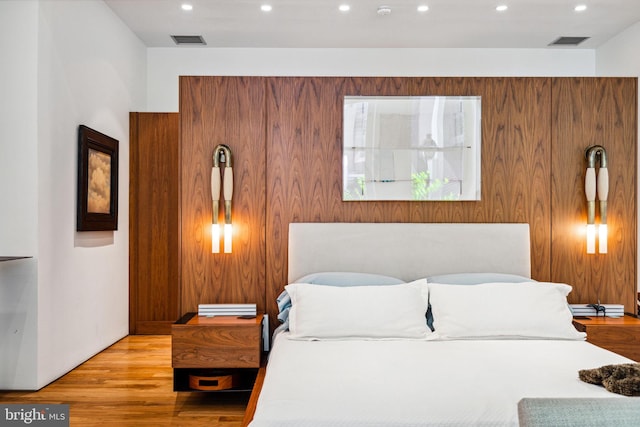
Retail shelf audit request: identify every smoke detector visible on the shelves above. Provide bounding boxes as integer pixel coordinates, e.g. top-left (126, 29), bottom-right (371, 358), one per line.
top-left (377, 6), bottom-right (392, 15)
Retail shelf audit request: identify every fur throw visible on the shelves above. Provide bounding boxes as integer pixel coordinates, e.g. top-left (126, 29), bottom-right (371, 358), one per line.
top-left (579, 363), bottom-right (640, 396)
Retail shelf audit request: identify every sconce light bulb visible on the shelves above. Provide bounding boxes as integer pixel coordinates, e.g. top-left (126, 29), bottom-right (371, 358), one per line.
top-left (586, 224), bottom-right (596, 254)
top-left (599, 224), bottom-right (608, 254)
top-left (224, 223), bottom-right (233, 253)
top-left (212, 223), bottom-right (221, 253)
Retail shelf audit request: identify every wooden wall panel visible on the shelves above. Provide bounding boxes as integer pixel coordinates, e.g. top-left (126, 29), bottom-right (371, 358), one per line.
top-left (265, 77), bottom-right (553, 325)
top-left (180, 77), bottom-right (266, 313)
top-left (477, 78), bottom-right (552, 279)
top-left (129, 112), bottom-right (180, 334)
top-left (265, 77), bottom-right (422, 315)
top-left (551, 78), bottom-right (637, 311)
top-left (409, 78), bottom-right (552, 279)
top-left (175, 76), bottom-right (636, 328)
top-left (265, 77), bottom-right (356, 312)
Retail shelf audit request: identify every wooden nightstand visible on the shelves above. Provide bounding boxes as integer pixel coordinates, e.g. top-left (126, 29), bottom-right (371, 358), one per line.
top-left (572, 315), bottom-right (640, 362)
top-left (172, 312), bottom-right (264, 392)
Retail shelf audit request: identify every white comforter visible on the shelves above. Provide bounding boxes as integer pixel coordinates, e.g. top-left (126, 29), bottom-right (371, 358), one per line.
top-left (249, 333), bottom-right (633, 427)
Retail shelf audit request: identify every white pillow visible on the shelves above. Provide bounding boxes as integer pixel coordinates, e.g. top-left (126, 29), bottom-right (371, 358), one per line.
top-left (286, 279), bottom-right (430, 340)
top-left (428, 281), bottom-right (586, 340)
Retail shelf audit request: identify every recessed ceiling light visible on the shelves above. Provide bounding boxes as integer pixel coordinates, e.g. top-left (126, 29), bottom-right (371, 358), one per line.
top-left (377, 6), bottom-right (392, 15)
top-left (181, 3), bottom-right (193, 12)
top-left (496, 5), bottom-right (508, 12)
top-left (261, 4), bottom-right (272, 12)
top-left (339, 4), bottom-right (351, 12)
top-left (417, 5), bottom-right (429, 12)
top-left (575, 4), bottom-right (587, 12)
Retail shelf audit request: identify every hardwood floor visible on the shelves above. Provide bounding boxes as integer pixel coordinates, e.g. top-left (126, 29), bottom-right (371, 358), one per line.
top-left (0, 335), bottom-right (248, 426)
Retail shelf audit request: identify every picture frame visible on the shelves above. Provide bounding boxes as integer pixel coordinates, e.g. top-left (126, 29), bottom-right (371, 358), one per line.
top-left (77, 125), bottom-right (119, 231)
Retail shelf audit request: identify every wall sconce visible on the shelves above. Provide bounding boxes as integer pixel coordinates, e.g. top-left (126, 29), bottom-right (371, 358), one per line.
top-left (585, 145), bottom-right (608, 254)
top-left (211, 144), bottom-right (233, 253)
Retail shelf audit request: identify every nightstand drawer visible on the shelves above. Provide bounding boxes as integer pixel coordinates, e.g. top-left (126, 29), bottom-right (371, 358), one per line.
top-left (172, 314), bottom-right (263, 369)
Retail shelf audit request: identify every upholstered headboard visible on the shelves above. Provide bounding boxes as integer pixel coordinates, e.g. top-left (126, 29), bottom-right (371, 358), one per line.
top-left (288, 223), bottom-right (531, 283)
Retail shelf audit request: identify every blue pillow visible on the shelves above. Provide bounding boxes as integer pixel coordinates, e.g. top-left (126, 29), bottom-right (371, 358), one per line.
top-left (426, 272), bottom-right (532, 285)
top-left (294, 272), bottom-right (405, 286)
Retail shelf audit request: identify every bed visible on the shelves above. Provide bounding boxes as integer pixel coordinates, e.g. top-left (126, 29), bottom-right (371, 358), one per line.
top-left (246, 223), bottom-right (638, 427)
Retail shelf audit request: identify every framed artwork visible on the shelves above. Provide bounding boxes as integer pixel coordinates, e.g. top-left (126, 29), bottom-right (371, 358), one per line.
top-left (77, 125), bottom-right (119, 231)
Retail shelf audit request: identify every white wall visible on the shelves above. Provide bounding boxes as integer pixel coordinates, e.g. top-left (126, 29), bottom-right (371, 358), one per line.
top-left (596, 22), bottom-right (640, 295)
top-left (35, 0), bottom-right (146, 388)
top-left (0, 1), bottom-right (38, 256)
top-left (0, 0), bottom-right (40, 390)
top-left (0, 0), bottom-right (146, 390)
top-left (596, 22), bottom-right (640, 76)
top-left (147, 47), bottom-right (596, 112)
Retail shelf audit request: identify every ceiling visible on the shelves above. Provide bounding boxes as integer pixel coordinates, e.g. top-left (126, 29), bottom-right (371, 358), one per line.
top-left (103, 0), bottom-right (640, 49)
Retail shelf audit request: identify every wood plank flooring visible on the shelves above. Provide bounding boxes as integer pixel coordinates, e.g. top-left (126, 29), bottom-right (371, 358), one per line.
top-left (0, 335), bottom-right (248, 426)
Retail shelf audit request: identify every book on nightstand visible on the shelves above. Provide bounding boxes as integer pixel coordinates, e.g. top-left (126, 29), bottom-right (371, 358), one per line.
top-left (198, 303), bottom-right (257, 317)
top-left (569, 303), bottom-right (624, 318)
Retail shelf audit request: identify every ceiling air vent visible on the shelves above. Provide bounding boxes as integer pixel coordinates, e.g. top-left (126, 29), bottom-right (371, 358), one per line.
top-left (170, 35), bottom-right (207, 45)
top-left (549, 36), bottom-right (590, 46)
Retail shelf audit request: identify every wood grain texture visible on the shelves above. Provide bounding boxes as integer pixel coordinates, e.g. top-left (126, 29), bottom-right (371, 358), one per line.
top-left (551, 78), bottom-right (637, 312)
top-left (0, 336), bottom-right (248, 426)
top-left (175, 76), bottom-right (636, 330)
top-left (412, 78), bottom-right (552, 278)
top-left (265, 77), bottom-right (351, 309)
top-left (180, 77), bottom-right (267, 313)
top-left (172, 330), bottom-right (261, 369)
top-left (265, 77), bottom-right (553, 326)
top-left (242, 363), bottom-right (266, 427)
top-left (172, 316), bottom-right (263, 369)
top-left (572, 316), bottom-right (640, 362)
top-left (129, 112), bottom-right (180, 334)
